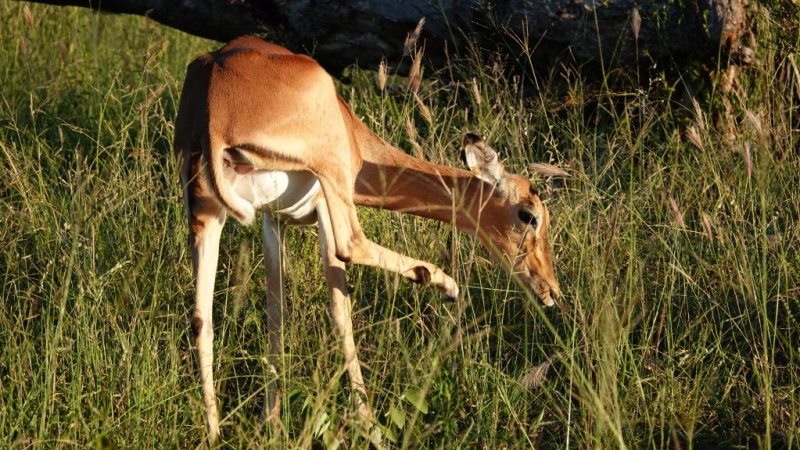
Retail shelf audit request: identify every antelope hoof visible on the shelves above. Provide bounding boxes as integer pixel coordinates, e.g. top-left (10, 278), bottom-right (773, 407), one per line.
top-left (439, 274), bottom-right (459, 300)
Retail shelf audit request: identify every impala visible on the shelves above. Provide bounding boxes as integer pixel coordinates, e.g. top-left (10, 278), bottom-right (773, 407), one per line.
top-left (174, 36), bottom-right (563, 443)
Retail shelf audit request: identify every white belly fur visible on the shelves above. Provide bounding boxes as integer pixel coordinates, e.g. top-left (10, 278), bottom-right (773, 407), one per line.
top-left (230, 169), bottom-right (320, 221)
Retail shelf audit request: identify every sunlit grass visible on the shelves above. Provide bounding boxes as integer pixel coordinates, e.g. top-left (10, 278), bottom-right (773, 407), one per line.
top-left (1, 2), bottom-right (798, 448)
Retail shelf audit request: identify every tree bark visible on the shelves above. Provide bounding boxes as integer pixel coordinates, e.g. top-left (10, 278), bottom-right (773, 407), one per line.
top-left (19, 0), bottom-right (754, 75)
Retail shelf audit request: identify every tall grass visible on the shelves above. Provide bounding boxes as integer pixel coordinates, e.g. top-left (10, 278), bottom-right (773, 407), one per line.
top-left (1, 2), bottom-right (798, 448)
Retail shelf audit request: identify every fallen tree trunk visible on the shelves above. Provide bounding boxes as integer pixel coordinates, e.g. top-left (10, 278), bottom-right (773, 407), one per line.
top-left (20, 0), bottom-right (754, 75)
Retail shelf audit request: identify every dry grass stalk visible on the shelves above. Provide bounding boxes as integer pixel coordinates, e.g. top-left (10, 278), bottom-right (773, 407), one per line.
top-left (745, 109), bottom-right (764, 138)
top-left (632, 8), bottom-right (642, 41)
top-left (23, 5), bottom-right (34, 30)
top-left (744, 142), bottom-right (752, 179)
top-left (404, 17), bottom-right (425, 94)
top-left (404, 113), bottom-right (423, 158)
top-left (529, 162), bottom-right (570, 177)
top-left (58, 42), bottom-right (67, 63)
top-left (378, 59), bottom-right (387, 92)
top-left (669, 198), bottom-right (685, 228)
top-left (471, 78), bottom-right (482, 106)
top-left (702, 212), bottom-right (714, 241)
top-left (415, 95), bottom-right (432, 125)
top-left (146, 84), bottom-right (166, 109)
top-left (407, 48), bottom-right (423, 94)
top-left (686, 125), bottom-right (704, 151)
top-left (691, 97), bottom-right (706, 131)
top-left (719, 96), bottom-right (737, 142)
top-left (518, 360), bottom-right (551, 390)
top-left (404, 17), bottom-right (425, 56)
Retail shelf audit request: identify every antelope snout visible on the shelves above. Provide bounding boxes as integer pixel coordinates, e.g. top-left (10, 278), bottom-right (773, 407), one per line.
top-left (533, 276), bottom-right (560, 307)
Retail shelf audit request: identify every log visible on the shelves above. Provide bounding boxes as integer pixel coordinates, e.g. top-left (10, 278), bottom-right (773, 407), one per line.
top-left (19, 0), bottom-right (754, 75)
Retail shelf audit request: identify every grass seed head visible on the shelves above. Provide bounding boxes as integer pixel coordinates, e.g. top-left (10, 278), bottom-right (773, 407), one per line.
top-left (407, 48), bottom-right (424, 94)
top-left (632, 8), bottom-right (642, 41)
top-left (23, 5), bottom-right (34, 30)
top-left (692, 96), bottom-right (707, 131)
top-left (404, 17), bottom-right (425, 56)
top-left (378, 59), bottom-right (387, 91)
top-left (745, 109), bottom-right (764, 138)
top-left (702, 212), bottom-right (714, 241)
top-left (669, 198), bottom-right (686, 228)
top-left (471, 78), bottom-right (482, 105)
top-left (415, 95), bottom-right (432, 125)
top-left (686, 125), bottom-right (704, 151)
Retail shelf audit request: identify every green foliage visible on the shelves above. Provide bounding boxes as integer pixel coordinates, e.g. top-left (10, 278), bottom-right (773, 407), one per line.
top-left (1, 2), bottom-right (799, 449)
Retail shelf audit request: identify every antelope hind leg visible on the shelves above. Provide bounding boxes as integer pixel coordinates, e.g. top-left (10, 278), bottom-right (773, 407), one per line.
top-left (261, 212), bottom-right (286, 429)
top-left (317, 202), bottom-right (384, 447)
top-left (188, 207), bottom-right (226, 443)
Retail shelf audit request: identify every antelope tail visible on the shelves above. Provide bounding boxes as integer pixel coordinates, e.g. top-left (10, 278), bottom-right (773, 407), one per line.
top-left (204, 136), bottom-right (256, 225)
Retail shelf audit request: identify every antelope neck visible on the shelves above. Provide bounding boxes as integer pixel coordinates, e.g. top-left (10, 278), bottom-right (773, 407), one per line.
top-left (353, 137), bottom-right (498, 236)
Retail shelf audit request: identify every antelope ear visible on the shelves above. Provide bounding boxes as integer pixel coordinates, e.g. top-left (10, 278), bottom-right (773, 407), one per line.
top-left (463, 133), bottom-right (505, 186)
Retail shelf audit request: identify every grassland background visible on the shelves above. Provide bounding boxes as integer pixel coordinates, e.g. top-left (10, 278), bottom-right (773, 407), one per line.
top-left (1, 2), bottom-right (798, 448)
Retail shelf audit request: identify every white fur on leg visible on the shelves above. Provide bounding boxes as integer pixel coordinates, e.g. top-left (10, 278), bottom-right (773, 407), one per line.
top-left (191, 210), bottom-right (226, 443)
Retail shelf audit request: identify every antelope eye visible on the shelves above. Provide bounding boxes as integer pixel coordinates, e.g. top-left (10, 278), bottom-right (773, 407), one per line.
top-left (518, 210), bottom-right (536, 225)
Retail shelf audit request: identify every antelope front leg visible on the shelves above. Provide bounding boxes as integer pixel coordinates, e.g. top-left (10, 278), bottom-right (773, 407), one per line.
top-left (261, 213), bottom-right (286, 427)
top-left (316, 176), bottom-right (459, 299)
top-left (189, 208), bottom-right (226, 444)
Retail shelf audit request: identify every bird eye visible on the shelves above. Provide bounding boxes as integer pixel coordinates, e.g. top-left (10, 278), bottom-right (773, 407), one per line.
top-left (518, 210), bottom-right (536, 225)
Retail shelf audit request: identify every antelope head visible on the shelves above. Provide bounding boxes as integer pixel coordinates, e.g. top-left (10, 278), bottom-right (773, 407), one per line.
top-left (463, 133), bottom-right (563, 307)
